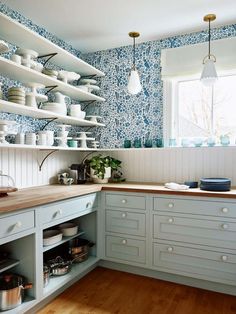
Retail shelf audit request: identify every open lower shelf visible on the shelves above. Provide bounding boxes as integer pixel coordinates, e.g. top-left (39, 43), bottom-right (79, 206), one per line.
top-left (43, 231), bottom-right (85, 252)
top-left (0, 99), bottom-right (105, 126)
top-left (0, 57), bottom-right (105, 102)
top-left (43, 255), bottom-right (99, 298)
top-left (0, 258), bottom-right (20, 273)
top-left (0, 12), bottom-right (104, 77)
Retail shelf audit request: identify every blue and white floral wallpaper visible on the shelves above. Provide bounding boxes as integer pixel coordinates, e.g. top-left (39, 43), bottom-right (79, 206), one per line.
top-left (1, 1), bottom-right (236, 148)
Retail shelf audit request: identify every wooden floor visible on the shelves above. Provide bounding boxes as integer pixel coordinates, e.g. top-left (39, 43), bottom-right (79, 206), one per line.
top-left (38, 267), bottom-right (236, 314)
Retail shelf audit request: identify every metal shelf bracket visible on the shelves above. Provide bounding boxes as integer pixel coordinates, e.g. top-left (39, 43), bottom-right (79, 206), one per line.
top-left (38, 149), bottom-right (59, 171)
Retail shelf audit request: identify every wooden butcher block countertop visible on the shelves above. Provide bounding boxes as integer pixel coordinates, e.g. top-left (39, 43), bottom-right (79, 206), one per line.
top-left (1, 182), bottom-right (236, 213)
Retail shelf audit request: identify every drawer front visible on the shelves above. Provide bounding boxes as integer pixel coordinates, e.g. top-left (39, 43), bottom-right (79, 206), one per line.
top-left (106, 193), bottom-right (146, 210)
top-left (0, 211), bottom-right (34, 238)
top-left (153, 242), bottom-right (236, 285)
top-left (106, 235), bottom-right (146, 264)
top-left (40, 193), bottom-right (97, 225)
top-left (153, 215), bottom-right (236, 249)
top-left (153, 197), bottom-right (236, 218)
top-left (106, 209), bottom-right (146, 237)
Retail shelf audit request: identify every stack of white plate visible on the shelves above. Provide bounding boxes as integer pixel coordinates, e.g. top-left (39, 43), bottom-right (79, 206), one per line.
top-left (77, 78), bottom-right (100, 93)
top-left (8, 87), bottom-right (25, 105)
top-left (42, 68), bottom-right (58, 79)
top-left (41, 102), bottom-right (67, 115)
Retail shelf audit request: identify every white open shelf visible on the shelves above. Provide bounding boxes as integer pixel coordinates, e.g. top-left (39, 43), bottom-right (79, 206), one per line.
top-left (0, 57), bottom-right (105, 102)
top-left (0, 99), bottom-right (105, 127)
top-left (43, 231), bottom-right (85, 252)
top-left (43, 256), bottom-right (99, 298)
top-left (0, 143), bottom-right (100, 151)
top-left (0, 12), bottom-right (104, 77)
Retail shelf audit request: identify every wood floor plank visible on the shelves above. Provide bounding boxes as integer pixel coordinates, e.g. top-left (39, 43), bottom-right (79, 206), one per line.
top-left (37, 267), bottom-right (236, 314)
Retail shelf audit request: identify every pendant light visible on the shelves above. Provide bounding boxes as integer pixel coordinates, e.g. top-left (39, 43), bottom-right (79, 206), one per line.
top-left (127, 31), bottom-right (142, 95)
top-left (200, 14), bottom-right (217, 86)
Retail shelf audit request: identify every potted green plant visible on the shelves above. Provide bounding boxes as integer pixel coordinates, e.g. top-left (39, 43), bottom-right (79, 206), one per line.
top-left (86, 155), bottom-right (122, 183)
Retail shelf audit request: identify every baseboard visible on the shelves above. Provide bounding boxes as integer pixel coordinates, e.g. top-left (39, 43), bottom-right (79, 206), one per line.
top-left (99, 260), bottom-right (236, 296)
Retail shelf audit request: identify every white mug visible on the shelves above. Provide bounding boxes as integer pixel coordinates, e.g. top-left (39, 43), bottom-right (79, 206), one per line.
top-left (15, 133), bottom-right (25, 144)
top-left (25, 133), bottom-right (38, 145)
top-left (25, 94), bottom-right (37, 108)
top-left (37, 133), bottom-right (47, 146)
top-left (38, 131), bottom-right (54, 146)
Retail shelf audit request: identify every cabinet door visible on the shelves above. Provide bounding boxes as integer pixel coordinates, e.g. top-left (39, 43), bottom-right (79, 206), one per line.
top-left (0, 211), bottom-right (34, 239)
top-left (106, 193), bottom-right (146, 210)
top-left (106, 209), bottom-right (146, 237)
top-left (153, 197), bottom-right (236, 218)
top-left (153, 214), bottom-right (236, 249)
top-left (106, 235), bottom-right (146, 264)
top-left (40, 193), bottom-right (97, 225)
top-left (153, 242), bottom-right (236, 285)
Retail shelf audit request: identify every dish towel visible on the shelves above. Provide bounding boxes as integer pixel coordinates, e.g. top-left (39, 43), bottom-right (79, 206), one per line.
top-left (165, 182), bottom-right (189, 190)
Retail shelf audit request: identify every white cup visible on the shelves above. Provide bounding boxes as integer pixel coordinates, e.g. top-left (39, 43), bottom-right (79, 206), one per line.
top-left (37, 133), bottom-right (47, 146)
top-left (25, 133), bottom-right (38, 145)
top-left (26, 94), bottom-right (37, 108)
top-left (15, 133), bottom-right (25, 144)
top-left (38, 131), bottom-right (54, 146)
top-left (10, 54), bottom-right (21, 64)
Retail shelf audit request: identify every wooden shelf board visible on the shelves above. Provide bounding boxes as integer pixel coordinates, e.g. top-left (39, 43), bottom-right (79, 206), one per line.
top-left (0, 99), bottom-right (105, 127)
top-left (43, 231), bottom-right (85, 252)
top-left (0, 57), bottom-right (105, 102)
top-left (0, 12), bottom-right (104, 77)
top-left (43, 256), bottom-right (99, 298)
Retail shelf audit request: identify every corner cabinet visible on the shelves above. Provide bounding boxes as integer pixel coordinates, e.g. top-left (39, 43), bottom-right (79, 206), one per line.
top-left (0, 192), bottom-right (100, 314)
top-left (101, 191), bottom-right (236, 295)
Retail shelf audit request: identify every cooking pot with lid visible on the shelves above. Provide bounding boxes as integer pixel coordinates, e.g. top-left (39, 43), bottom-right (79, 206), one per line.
top-left (0, 274), bottom-right (32, 311)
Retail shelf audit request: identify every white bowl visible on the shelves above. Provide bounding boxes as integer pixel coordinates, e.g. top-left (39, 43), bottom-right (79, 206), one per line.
top-left (43, 230), bottom-right (63, 246)
top-left (58, 223), bottom-right (78, 237)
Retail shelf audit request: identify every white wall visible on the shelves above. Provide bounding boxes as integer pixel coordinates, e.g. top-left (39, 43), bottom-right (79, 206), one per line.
top-left (1, 147), bottom-right (236, 189)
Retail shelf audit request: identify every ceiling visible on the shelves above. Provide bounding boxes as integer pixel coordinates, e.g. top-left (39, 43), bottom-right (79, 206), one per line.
top-left (2, 0), bottom-right (236, 53)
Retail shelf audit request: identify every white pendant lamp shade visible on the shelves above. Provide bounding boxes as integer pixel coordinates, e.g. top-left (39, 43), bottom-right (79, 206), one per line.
top-left (127, 69), bottom-right (142, 95)
top-left (200, 58), bottom-right (218, 86)
top-left (127, 31), bottom-right (142, 95)
top-left (200, 14), bottom-right (217, 86)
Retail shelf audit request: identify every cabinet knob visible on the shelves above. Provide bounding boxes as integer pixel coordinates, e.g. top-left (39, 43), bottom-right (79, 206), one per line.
top-left (221, 223), bottom-right (229, 230)
top-left (122, 239), bottom-right (127, 245)
top-left (222, 207), bottom-right (229, 213)
top-left (168, 218), bottom-right (174, 223)
top-left (221, 255), bottom-right (228, 262)
top-left (168, 203), bottom-right (174, 208)
top-left (86, 202), bottom-right (92, 208)
top-left (55, 209), bottom-right (62, 216)
top-left (121, 213), bottom-right (127, 218)
top-left (122, 199), bottom-right (127, 204)
top-left (167, 246), bottom-right (173, 252)
top-left (15, 221), bottom-right (22, 228)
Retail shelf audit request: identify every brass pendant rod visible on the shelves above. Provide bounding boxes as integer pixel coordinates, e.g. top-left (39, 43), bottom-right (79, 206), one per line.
top-left (133, 36), bottom-right (136, 68)
top-left (208, 19), bottom-right (211, 59)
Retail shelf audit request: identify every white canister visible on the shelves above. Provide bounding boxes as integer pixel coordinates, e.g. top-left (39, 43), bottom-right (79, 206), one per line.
top-left (38, 131), bottom-right (54, 146)
top-left (37, 133), bottom-right (47, 146)
top-left (25, 133), bottom-right (38, 145)
top-left (25, 94), bottom-right (37, 108)
top-left (10, 54), bottom-right (21, 64)
top-left (15, 133), bottom-right (25, 145)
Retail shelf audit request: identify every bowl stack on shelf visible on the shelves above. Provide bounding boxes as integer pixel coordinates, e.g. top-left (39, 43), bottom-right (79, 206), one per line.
top-left (8, 87), bottom-right (25, 105)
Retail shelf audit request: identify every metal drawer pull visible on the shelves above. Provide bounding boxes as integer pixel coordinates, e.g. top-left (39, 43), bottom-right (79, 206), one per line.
top-left (221, 223), bottom-right (229, 230)
top-left (15, 221), bottom-right (22, 228)
top-left (122, 239), bottom-right (127, 244)
top-left (168, 218), bottom-right (174, 223)
top-left (122, 199), bottom-right (127, 204)
top-left (221, 207), bottom-right (229, 213)
top-left (121, 213), bottom-right (127, 218)
top-left (54, 209), bottom-right (62, 216)
top-left (168, 203), bottom-right (174, 208)
top-left (86, 202), bottom-right (92, 208)
top-left (221, 255), bottom-right (228, 262)
top-left (167, 247), bottom-right (173, 252)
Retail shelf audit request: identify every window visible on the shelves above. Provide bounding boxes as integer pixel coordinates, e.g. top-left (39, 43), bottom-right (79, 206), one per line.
top-left (168, 74), bottom-right (236, 142)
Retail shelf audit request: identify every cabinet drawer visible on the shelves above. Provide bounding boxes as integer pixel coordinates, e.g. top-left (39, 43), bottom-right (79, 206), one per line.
top-left (0, 211), bottom-right (34, 238)
top-left (106, 209), bottom-right (146, 237)
top-left (106, 193), bottom-right (146, 210)
top-left (40, 193), bottom-right (97, 225)
top-left (106, 235), bottom-right (146, 264)
top-left (153, 214), bottom-right (236, 250)
top-left (153, 197), bottom-right (236, 218)
top-left (153, 242), bottom-right (236, 285)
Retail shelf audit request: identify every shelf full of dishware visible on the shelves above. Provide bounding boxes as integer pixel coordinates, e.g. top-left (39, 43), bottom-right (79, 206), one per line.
top-left (0, 12), bottom-right (104, 77)
top-left (0, 57), bottom-right (105, 102)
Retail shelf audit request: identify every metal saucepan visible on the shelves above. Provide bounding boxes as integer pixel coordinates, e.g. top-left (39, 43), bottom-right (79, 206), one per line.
top-left (46, 256), bottom-right (72, 276)
top-left (0, 274), bottom-right (32, 311)
top-left (69, 238), bottom-right (95, 263)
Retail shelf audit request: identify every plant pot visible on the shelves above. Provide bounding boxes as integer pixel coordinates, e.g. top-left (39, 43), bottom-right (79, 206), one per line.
top-left (90, 167), bottom-right (111, 184)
